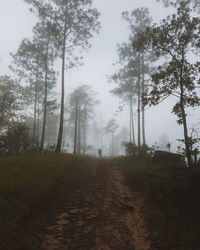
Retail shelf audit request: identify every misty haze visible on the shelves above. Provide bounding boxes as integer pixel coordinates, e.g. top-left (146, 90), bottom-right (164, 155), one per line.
top-left (0, 0), bottom-right (200, 249)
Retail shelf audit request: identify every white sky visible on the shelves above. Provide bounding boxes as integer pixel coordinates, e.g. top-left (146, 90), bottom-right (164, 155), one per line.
top-left (0, 0), bottom-right (199, 151)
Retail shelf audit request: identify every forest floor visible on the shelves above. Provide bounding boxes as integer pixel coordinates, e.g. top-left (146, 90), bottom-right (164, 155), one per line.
top-left (39, 159), bottom-right (150, 250)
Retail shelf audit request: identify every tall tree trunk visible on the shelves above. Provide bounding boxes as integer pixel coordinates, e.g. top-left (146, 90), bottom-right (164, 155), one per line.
top-left (111, 132), bottom-right (114, 157)
top-left (73, 96), bottom-right (78, 154)
top-left (83, 120), bottom-right (86, 155)
top-left (179, 57), bottom-right (193, 168)
top-left (137, 52), bottom-right (141, 154)
top-left (129, 100), bottom-right (132, 143)
top-left (180, 96), bottom-right (192, 168)
top-left (180, 86), bottom-right (192, 168)
top-left (142, 109), bottom-right (146, 145)
top-left (56, 32), bottom-right (66, 153)
top-left (141, 55), bottom-right (146, 145)
top-left (41, 40), bottom-right (49, 152)
top-left (83, 109), bottom-right (86, 155)
top-left (33, 81), bottom-right (37, 149)
top-left (130, 90), bottom-right (135, 144)
top-left (62, 120), bottom-right (66, 149)
top-left (77, 101), bottom-right (81, 155)
top-left (36, 91), bottom-right (40, 150)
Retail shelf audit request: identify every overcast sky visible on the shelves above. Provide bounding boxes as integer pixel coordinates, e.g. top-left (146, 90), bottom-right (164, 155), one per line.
top-left (0, 0), bottom-right (198, 151)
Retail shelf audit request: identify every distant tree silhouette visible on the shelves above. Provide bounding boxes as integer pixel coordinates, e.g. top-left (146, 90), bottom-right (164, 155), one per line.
top-left (69, 85), bottom-right (99, 155)
top-left (105, 119), bottom-right (119, 157)
top-left (110, 8), bottom-right (155, 154)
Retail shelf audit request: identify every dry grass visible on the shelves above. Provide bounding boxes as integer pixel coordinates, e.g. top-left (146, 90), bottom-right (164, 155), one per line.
top-left (0, 153), bottom-right (90, 249)
top-left (117, 156), bottom-right (200, 250)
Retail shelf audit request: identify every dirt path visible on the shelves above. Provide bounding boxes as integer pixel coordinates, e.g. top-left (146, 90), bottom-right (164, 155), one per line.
top-left (40, 160), bottom-right (150, 250)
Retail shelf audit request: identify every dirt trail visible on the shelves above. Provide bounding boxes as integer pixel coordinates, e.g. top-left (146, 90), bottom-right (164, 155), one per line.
top-left (40, 160), bottom-right (150, 250)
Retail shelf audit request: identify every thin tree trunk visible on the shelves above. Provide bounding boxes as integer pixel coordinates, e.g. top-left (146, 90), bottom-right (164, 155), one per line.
top-left (77, 101), bottom-right (81, 155)
top-left (56, 30), bottom-right (66, 153)
top-left (73, 96), bottom-right (78, 154)
top-left (130, 90), bottom-right (135, 144)
top-left (137, 52), bottom-right (141, 154)
top-left (83, 120), bottom-right (86, 155)
top-left (180, 83), bottom-right (192, 168)
top-left (142, 109), bottom-right (145, 145)
top-left (111, 132), bottom-right (114, 157)
top-left (179, 56), bottom-right (193, 168)
top-left (129, 100), bottom-right (132, 143)
top-left (33, 81), bottom-right (37, 149)
top-left (141, 55), bottom-right (146, 146)
top-left (180, 97), bottom-right (192, 168)
top-left (62, 119), bottom-right (66, 149)
top-left (83, 109), bottom-right (86, 155)
top-left (41, 40), bottom-right (49, 152)
top-left (36, 91), bottom-right (40, 150)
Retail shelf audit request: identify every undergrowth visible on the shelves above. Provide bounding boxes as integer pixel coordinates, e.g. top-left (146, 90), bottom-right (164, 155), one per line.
top-left (117, 156), bottom-right (200, 250)
top-left (0, 153), bottom-right (90, 249)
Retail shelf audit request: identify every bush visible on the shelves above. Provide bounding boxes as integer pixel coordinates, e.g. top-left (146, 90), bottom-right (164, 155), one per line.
top-left (122, 142), bottom-right (138, 156)
top-left (0, 122), bottom-right (32, 154)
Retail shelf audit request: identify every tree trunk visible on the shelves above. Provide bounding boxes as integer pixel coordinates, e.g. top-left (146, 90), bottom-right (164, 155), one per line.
top-left (62, 120), bottom-right (66, 150)
top-left (41, 40), bottom-right (49, 152)
top-left (73, 96), bottom-right (78, 154)
top-left (33, 81), bottom-right (37, 149)
top-left (56, 34), bottom-right (66, 153)
top-left (130, 90), bottom-right (135, 144)
top-left (111, 132), bottom-right (114, 157)
top-left (142, 109), bottom-right (145, 145)
top-left (180, 88), bottom-right (193, 168)
top-left (141, 55), bottom-right (146, 146)
top-left (83, 120), bottom-right (86, 155)
top-left (77, 101), bottom-right (81, 155)
top-left (129, 98), bottom-right (132, 143)
top-left (129, 100), bottom-right (132, 143)
top-left (83, 109), bottom-right (86, 155)
top-left (36, 91), bottom-right (40, 150)
top-left (137, 52), bottom-right (141, 154)
top-left (179, 58), bottom-right (193, 168)
top-left (180, 100), bottom-right (193, 168)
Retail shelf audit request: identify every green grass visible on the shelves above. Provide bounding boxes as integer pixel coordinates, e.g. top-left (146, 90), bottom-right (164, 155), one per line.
top-left (117, 156), bottom-right (200, 250)
top-left (0, 153), bottom-right (91, 249)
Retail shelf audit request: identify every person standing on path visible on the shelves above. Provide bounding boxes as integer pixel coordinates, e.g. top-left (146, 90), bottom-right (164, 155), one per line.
top-left (98, 148), bottom-right (102, 158)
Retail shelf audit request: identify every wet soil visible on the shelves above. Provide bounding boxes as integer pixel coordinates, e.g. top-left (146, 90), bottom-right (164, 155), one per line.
top-left (39, 160), bottom-right (150, 250)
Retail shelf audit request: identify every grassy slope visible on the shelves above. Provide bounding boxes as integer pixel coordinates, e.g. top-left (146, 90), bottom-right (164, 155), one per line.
top-left (0, 153), bottom-right (90, 249)
top-left (117, 156), bottom-right (200, 250)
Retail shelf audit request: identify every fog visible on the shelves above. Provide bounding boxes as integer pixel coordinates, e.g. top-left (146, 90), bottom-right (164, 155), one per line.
top-left (1, 2), bottom-right (200, 248)
top-left (0, 0), bottom-right (199, 154)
